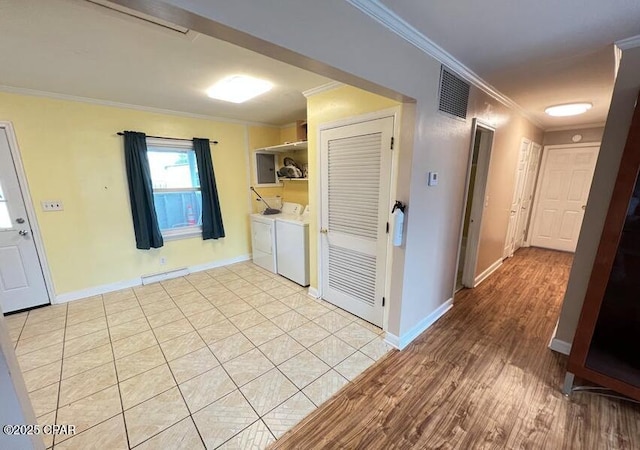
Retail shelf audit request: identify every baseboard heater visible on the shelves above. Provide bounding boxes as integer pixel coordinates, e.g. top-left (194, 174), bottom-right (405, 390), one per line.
top-left (141, 267), bottom-right (189, 285)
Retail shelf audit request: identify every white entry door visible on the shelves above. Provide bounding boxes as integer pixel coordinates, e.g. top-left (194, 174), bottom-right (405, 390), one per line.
top-left (320, 116), bottom-right (393, 327)
top-left (504, 138), bottom-right (531, 257)
top-left (0, 126), bottom-right (49, 313)
top-left (530, 144), bottom-right (600, 252)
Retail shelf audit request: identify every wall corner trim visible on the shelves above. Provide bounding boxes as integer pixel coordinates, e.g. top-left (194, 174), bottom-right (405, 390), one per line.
top-left (387, 297), bottom-right (453, 350)
top-left (473, 258), bottom-right (503, 287)
top-left (307, 287), bottom-right (320, 298)
top-left (616, 34), bottom-right (640, 50)
top-left (548, 338), bottom-right (572, 356)
top-left (302, 82), bottom-right (344, 98)
top-left (384, 332), bottom-right (400, 349)
top-left (54, 254), bottom-right (251, 304)
top-left (344, 0), bottom-right (543, 128)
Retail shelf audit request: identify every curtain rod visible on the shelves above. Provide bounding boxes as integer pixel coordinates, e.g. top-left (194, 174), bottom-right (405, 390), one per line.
top-left (116, 132), bottom-right (218, 145)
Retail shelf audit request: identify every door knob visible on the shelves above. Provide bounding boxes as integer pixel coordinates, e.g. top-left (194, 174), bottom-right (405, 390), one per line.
top-left (581, 205), bottom-right (586, 210)
top-left (320, 228), bottom-right (328, 234)
top-left (18, 230), bottom-right (29, 236)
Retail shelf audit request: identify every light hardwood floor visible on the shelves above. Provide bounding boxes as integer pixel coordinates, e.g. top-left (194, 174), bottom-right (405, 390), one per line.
top-left (271, 248), bottom-right (640, 449)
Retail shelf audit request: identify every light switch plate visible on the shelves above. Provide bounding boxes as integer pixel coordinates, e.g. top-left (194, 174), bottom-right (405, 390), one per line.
top-left (41, 201), bottom-right (63, 211)
top-left (428, 172), bottom-right (438, 186)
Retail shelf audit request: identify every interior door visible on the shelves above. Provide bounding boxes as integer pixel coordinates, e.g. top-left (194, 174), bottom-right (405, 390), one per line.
top-left (0, 127), bottom-right (49, 313)
top-left (320, 116), bottom-right (393, 327)
top-left (504, 138), bottom-right (531, 257)
top-left (516, 142), bottom-right (542, 248)
top-left (530, 144), bottom-right (600, 252)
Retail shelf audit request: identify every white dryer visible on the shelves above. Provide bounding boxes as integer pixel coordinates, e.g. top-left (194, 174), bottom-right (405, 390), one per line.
top-left (250, 202), bottom-right (302, 273)
top-left (275, 206), bottom-right (310, 286)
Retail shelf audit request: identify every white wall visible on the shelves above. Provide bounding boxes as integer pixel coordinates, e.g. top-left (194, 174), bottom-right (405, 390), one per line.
top-left (121, 0), bottom-right (543, 341)
top-left (543, 127), bottom-right (604, 146)
top-left (554, 45), bottom-right (640, 346)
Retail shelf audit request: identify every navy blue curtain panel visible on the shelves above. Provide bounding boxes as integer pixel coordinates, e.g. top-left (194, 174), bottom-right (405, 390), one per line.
top-left (193, 138), bottom-right (225, 240)
top-left (124, 131), bottom-right (164, 249)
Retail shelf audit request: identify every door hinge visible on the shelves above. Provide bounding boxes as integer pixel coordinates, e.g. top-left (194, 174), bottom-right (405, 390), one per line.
top-left (382, 296), bottom-right (386, 307)
top-left (390, 137), bottom-right (394, 150)
top-left (386, 222), bottom-right (389, 233)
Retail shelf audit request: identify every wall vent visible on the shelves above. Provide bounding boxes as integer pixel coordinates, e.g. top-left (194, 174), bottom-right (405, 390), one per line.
top-left (439, 66), bottom-right (470, 120)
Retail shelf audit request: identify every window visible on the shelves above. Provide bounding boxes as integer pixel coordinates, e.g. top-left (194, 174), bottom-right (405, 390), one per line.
top-left (146, 138), bottom-right (202, 239)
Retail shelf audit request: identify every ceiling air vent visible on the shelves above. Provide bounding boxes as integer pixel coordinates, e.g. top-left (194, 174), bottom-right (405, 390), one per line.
top-left (438, 66), bottom-right (470, 120)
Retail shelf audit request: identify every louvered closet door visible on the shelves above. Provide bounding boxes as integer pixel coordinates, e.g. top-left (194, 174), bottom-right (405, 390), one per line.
top-left (320, 117), bottom-right (394, 327)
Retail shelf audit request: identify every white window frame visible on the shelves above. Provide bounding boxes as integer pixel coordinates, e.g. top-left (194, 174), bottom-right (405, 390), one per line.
top-left (146, 137), bottom-right (202, 240)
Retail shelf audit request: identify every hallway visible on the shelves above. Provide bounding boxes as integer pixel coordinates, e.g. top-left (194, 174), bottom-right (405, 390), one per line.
top-left (272, 248), bottom-right (640, 449)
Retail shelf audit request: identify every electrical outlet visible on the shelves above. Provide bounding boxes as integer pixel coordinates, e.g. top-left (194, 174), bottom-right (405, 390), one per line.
top-left (160, 256), bottom-right (167, 265)
top-left (41, 201), bottom-right (64, 211)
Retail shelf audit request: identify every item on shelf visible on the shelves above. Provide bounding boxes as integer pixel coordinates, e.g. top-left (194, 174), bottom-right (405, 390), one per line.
top-left (277, 157), bottom-right (303, 178)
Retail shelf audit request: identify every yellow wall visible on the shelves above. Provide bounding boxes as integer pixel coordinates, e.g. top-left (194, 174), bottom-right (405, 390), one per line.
top-left (306, 85), bottom-right (401, 289)
top-left (279, 125), bottom-right (299, 144)
top-left (0, 92), bottom-right (254, 296)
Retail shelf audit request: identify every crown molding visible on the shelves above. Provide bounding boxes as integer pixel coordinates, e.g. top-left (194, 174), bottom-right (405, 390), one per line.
top-left (345, 0), bottom-right (544, 129)
top-left (616, 34), bottom-right (640, 50)
top-left (302, 81), bottom-right (344, 98)
top-left (545, 122), bottom-right (606, 132)
top-left (0, 85), bottom-right (280, 128)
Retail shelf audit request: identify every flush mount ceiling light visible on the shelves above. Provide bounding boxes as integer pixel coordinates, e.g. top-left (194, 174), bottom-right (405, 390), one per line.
top-left (545, 102), bottom-right (593, 117)
top-left (206, 75), bottom-right (273, 104)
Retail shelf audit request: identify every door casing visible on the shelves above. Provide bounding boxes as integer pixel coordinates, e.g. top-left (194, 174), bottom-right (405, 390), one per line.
top-left (529, 142), bottom-right (601, 252)
top-left (316, 107), bottom-right (401, 332)
top-left (0, 121), bottom-right (55, 309)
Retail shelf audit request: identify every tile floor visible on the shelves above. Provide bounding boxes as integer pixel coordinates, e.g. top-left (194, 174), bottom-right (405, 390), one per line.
top-left (5, 261), bottom-right (393, 449)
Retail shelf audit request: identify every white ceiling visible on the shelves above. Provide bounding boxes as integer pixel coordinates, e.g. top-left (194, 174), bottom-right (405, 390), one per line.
top-left (0, 0), bottom-right (330, 125)
top-left (379, 0), bottom-right (640, 128)
top-left (1, 1), bottom-right (638, 130)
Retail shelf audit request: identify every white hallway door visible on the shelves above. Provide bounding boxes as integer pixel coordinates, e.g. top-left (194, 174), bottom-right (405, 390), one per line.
top-left (0, 126), bottom-right (49, 313)
top-left (530, 144), bottom-right (600, 252)
top-left (504, 138), bottom-right (531, 257)
top-left (320, 116), bottom-right (393, 327)
top-left (516, 142), bottom-right (542, 248)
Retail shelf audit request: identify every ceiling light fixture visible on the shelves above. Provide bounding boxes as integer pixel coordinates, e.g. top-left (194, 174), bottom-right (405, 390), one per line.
top-left (206, 75), bottom-right (273, 104)
top-left (545, 102), bottom-right (593, 117)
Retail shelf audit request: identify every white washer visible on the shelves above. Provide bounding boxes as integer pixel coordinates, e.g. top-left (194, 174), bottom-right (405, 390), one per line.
top-left (275, 206), bottom-right (310, 286)
top-left (250, 202), bottom-right (302, 273)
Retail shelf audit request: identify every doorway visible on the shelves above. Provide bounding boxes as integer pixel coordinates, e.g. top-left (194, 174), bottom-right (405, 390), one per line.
top-left (319, 115), bottom-right (394, 327)
top-left (455, 119), bottom-right (494, 290)
top-left (0, 124), bottom-right (50, 313)
top-left (529, 143), bottom-right (600, 252)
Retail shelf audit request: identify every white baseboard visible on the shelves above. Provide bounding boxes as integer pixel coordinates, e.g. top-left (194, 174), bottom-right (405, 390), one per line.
top-left (384, 332), bottom-right (400, 349)
top-left (55, 278), bottom-right (142, 303)
top-left (307, 287), bottom-right (320, 299)
top-left (141, 268), bottom-right (189, 285)
top-left (474, 259), bottom-right (502, 287)
top-left (385, 297), bottom-right (453, 350)
top-left (548, 338), bottom-right (572, 355)
top-left (54, 254), bottom-right (251, 304)
top-left (188, 254), bottom-right (251, 273)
